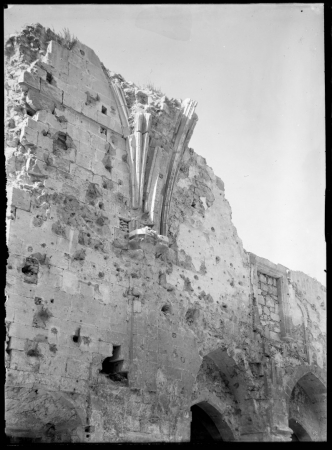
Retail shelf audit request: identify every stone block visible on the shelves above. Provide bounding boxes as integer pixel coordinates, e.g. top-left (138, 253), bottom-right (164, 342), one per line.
top-left (65, 356), bottom-right (91, 381)
top-left (5, 305), bottom-right (15, 322)
top-left (126, 416), bottom-right (141, 432)
top-left (7, 186), bottom-right (31, 212)
top-left (40, 79), bottom-right (63, 103)
top-left (62, 271), bottom-right (79, 295)
top-left (5, 368), bottom-right (37, 387)
top-left (38, 351), bottom-right (68, 377)
top-left (63, 91), bottom-right (84, 113)
top-left (66, 122), bottom-right (90, 143)
top-left (51, 74), bottom-right (69, 92)
top-left (257, 295), bottom-right (265, 305)
top-left (43, 40), bottom-right (70, 73)
top-left (97, 340), bottom-right (113, 356)
top-left (269, 331), bottom-right (280, 341)
top-left (164, 365), bottom-right (182, 381)
top-left (271, 312), bottom-right (280, 322)
top-left (7, 230), bottom-right (24, 255)
top-left (263, 306), bottom-right (270, 315)
top-left (266, 296), bottom-right (275, 308)
top-left (259, 273), bottom-right (266, 283)
top-left (37, 133), bottom-right (53, 152)
top-left (26, 89), bottom-right (55, 113)
top-left (268, 285), bottom-right (274, 294)
top-left (20, 125), bottom-right (38, 147)
top-left (74, 42), bottom-right (101, 67)
top-left (18, 70), bottom-right (40, 90)
top-left (70, 163), bottom-right (93, 182)
top-left (35, 110), bottom-right (64, 130)
top-left (68, 62), bottom-right (91, 86)
top-left (29, 63), bottom-right (48, 81)
top-left (59, 375), bottom-right (87, 394)
top-left (81, 103), bottom-right (99, 122)
top-left (133, 299), bottom-right (142, 313)
top-left (75, 149), bottom-right (93, 171)
top-left (7, 336), bottom-right (26, 351)
top-left (10, 348), bottom-right (42, 373)
top-left (24, 116), bottom-right (49, 134)
top-left (8, 208), bottom-right (34, 237)
top-left (96, 110), bottom-right (113, 129)
top-left (90, 132), bottom-right (107, 149)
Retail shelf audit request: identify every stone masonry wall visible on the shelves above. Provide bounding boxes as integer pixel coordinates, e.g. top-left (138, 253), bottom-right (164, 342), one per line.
top-left (5, 24), bottom-right (326, 443)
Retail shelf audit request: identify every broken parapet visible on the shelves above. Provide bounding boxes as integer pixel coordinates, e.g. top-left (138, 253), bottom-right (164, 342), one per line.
top-left (5, 24), bottom-right (326, 443)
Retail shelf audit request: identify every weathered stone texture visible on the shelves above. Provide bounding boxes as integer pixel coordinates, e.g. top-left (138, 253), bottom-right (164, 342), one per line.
top-left (5, 24), bottom-right (326, 443)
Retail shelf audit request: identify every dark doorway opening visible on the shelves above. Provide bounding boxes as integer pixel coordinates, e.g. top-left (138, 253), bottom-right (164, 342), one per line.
top-left (190, 404), bottom-right (223, 442)
top-left (289, 418), bottom-right (312, 441)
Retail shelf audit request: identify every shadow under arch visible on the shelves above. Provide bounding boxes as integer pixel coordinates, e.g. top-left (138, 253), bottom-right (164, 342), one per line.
top-left (5, 388), bottom-right (85, 443)
top-left (286, 367), bottom-right (327, 442)
top-left (191, 400), bottom-right (235, 442)
top-left (285, 366), bottom-right (327, 408)
top-left (289, 418), bottom-right (312, 441)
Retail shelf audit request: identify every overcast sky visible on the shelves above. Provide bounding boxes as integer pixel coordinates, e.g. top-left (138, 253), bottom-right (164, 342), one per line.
top-left (5, 4), bottom-right (325, 284)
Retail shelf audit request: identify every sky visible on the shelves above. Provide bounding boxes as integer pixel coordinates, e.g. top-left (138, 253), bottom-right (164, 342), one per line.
top-left (5, 4), bottom-right (325, 284)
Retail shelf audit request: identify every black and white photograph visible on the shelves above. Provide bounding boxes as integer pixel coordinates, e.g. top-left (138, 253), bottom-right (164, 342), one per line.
top-left (4, 4), bottom-right (326, 443)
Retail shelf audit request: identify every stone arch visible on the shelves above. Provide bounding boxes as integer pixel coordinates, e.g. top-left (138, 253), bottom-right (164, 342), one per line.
top-left (285, 366), bottom-right (326, 442)
top-left (202, 347), bottom-right (249, 405)
top-left (5, 387), bottom-right (85, 443)
top-left (284, 365), bottom-right (326, 407)
top-left (288, 418), bottom-right (312, 441)
top-left (295, 300), bottom-right (309, 328)
top-left (190, 347), bottom-right (251, 441)
top-left (190, 398), bottom-right (236, 442)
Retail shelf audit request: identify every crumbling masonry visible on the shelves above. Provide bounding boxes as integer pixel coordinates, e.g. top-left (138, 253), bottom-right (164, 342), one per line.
top-left (5, 24), bottom-right (326, 442)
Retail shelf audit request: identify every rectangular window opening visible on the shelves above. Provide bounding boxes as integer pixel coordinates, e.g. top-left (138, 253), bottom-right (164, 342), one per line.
top-left (101, 105), bottom-right (107, 115)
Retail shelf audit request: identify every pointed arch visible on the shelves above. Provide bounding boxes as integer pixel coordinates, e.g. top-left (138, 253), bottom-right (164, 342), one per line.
top-left (285, 365), bottom-right (326, 407)
top-left (190, 399), bottom-right (236, 442)
top-left (289, 418), bottom-right (312, 441)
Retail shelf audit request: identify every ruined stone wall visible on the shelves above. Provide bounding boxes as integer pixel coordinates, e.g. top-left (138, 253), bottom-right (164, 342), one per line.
top-left (5, 24), bottom-right (326, 443)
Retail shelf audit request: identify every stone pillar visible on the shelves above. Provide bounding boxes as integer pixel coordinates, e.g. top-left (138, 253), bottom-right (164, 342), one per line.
top-left (277, 275), bottom-right (293, 342)
top-left (313, 393), bottom-right (327, 441)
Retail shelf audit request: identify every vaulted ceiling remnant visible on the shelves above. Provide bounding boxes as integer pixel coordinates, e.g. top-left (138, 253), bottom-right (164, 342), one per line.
top-left (160, 98), bottom-right (198, 236)
top-left (111, 77), bottom-right (198, 236)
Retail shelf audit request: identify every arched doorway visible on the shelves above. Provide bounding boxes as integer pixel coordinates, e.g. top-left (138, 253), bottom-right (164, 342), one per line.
top-left (190, 401), bottom-right (235, 442)
top-left (287, 370), bottom-right (326, 441)
top-left (289, 418), bottom-right (312, 442)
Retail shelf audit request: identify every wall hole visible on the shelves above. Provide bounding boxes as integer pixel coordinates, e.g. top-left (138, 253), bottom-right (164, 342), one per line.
top-left (100, 345), bottom-right (128, 384)
top-left (119, 218), bottom-right (130, 233)
top-left (101, 105), bottom-right (107, 115)
top-left (72, 327), bottom-right (81, 344)
top-left (161, 304), bottom-right (171, 315)
top-left (46, 72), bottom-right (53, 83)
top-left (100, 126), bottom-right (107, 136)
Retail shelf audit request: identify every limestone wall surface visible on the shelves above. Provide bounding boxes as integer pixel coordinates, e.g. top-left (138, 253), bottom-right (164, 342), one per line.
top-left (5, 24), bottom-right (326, 443)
